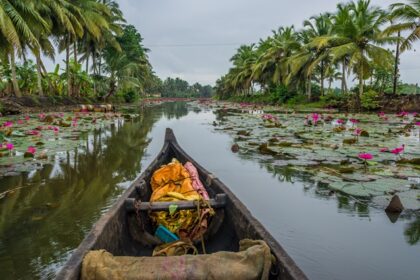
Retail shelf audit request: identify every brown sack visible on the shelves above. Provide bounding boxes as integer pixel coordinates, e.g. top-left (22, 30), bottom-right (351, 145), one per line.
top-left (81, 239), bottom-right (272, 280)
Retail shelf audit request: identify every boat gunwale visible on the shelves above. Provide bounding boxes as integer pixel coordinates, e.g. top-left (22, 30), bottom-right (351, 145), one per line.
top-left (56, 128), bottom-right (307, 280)
top-left (56, 132), bottom-right (171, 280)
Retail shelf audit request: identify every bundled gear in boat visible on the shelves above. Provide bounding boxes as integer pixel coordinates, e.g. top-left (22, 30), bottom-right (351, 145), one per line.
top-left (149, 159), bottom-right (213, 242)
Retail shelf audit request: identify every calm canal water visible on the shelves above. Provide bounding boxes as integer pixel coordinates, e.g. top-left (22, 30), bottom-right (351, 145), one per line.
top-left (0, 102), bottom-right (418, 280)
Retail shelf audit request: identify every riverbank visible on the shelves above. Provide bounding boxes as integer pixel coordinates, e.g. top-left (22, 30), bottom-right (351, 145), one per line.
top-left (224, 93), bottom-right (420, 113)
top-left (0, 96), bottom-right (99, 115)
top-left (0, 97), bottom-right (214, 116)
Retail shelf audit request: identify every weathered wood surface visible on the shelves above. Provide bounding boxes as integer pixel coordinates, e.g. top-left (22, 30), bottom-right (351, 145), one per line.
top-left (125, 194), bottom-right (227, 212)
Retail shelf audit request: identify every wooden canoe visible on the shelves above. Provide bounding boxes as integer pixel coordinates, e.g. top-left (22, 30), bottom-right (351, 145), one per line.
top-left (56, 128), bottom-right (307, 280)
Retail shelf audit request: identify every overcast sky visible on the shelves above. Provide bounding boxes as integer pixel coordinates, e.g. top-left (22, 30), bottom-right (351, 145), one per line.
top-left (40, 1), bottom-right (420, 86)
top-left (114, 0), bottom-right (420, 86)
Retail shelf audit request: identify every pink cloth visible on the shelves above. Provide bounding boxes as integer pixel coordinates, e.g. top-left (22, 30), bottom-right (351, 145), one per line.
top-left (184, 162), bottom-right (210, 200)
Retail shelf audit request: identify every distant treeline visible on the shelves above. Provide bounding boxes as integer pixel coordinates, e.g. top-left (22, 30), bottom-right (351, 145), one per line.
top-left (147, 77), bottom-right (213, 98)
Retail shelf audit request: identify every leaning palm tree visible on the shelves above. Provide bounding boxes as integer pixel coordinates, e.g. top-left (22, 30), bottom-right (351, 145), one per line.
top-left (252, 27), bottom-right (301, 86)
top-left (387, 0), bottom-right (420, 51)
top-left (229, 44), bottom-right (258, 95)
top-left (0, 0), bottom-right (46, 96)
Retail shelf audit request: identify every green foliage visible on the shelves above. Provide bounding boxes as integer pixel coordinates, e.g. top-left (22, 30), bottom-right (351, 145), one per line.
top-left (320, 91), bottom-right (349, 108)
top-left (269, 84), bottom-right (293, 104)
top-left (122, 91), bottom-right (139, 103)
top-left (361, 89), bottom-right (380, 110)
top-left (385, 83), bottom-right (420, 95)
top-left (160, 77), bottom-right (213, 98)
top-left (214, 0), bottom-right (420, 110)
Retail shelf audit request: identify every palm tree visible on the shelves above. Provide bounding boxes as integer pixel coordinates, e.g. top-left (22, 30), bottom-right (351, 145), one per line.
top-left (303, 13), bottom-right (333, 96)
top-left (315, 0), bottom-right (395, 108)
top-left (386, 1), bottom-right (420, 94)
top-left (229, 44), bottom-right (258, 95)
top-left (252, 27), bottom-right (301, 87)
top-left (0, 0), bottom-right (46, 96)
top-left (287, 14), bottom-right (333, 100)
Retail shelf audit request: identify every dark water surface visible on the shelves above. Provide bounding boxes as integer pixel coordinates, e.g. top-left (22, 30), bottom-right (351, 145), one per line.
top-left (0, 102), bottom-right (419, 279)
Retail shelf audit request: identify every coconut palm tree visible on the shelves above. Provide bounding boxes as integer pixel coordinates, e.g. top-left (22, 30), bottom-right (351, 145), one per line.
top-left (252, 26), bottom-right (301, 89)
top-left (385, 1), bottom-right (420, 94)
top-left (314, 0), bottom-right (395, 108)
top-left (0, 0), bottom-right (47, 96)
top-left (287, 13), bottom-right (334, 100)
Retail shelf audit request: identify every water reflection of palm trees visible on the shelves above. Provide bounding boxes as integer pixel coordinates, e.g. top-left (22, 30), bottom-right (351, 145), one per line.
top-left (0, 102), bottom-right (190, 279)
top-left (404, 216), bottom-right (420, 245)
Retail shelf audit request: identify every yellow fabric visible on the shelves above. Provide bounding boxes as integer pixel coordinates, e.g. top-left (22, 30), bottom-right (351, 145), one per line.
top-left (149, 160), bottom-right (201, 237)
top-left (150, 160), bottom-right (198, 201)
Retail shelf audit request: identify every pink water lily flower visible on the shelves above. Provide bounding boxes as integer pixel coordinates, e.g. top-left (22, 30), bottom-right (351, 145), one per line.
top-left (391, 144), bottom-right (405, 155)
top-left (17, 119), bottom-right (24, 125)
top-left (25, 115), bottom-right (30, 121)
top-left (396, 111), bottom-right (408, 118)
top-left (358, 153), bottom-right (373, 160)
top-left (3, 121), bottom-right (13, 127)
top-left (38, 113), bottom-right (46, 119)
top-left (415, 122), bottom-right (420, 126)
top-left (349, 118), bottom-right (359, 125)
top-left (353, 128), bottom-right (362, 136)
top-left (27, 146), bottom-right (36, 154)
top-left (337, 119), bottom-right (344, 125)
top-left (6, 143), bottom-right (14, 150)
top-left (380, 147), bottom-right (389, 152)
top-left (262, 114), bottom-right (278, 122)
top-left (311, 113), bottom-right (320, 124)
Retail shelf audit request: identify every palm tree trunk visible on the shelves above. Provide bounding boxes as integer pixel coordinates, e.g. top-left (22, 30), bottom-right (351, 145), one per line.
top-left (73, 41), bottom-right (79, 97)
top-left (85, 53), bottom-right (89, 73)
top-left (74, 41), bottom-right (77, 63)
top-left (103, 73), bottom-right (116, 99)
top-left (320, 61), bottom-right (324, 96)
top-left (341, 61), bottom-right (347, 94)
top-left (35, 52), bottom-right (44, 96)
top-left (307, 76), bottom-right (312, 101)
top-left (357, 64), bottom-right (363, 109)
top-left (92, 53), bottom-right (97, 75)
top-left (98, 55), bottom-right (102, 76)
top-left (393, 31), bottom-right (401, 95)
top-left (10, 50), bottom-right (21, 97)
top-left (66, 36), bottom-right (71, 96)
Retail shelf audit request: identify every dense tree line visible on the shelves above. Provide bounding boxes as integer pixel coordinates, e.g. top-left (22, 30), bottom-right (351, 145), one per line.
top-left (0, 0), bottom-right (156, 101)
top-left (155, 77), bottom-right (213, 98)
top-left (215, 0), bottom-right (420, 108)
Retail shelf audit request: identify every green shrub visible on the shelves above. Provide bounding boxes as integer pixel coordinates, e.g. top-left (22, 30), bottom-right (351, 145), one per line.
top-left (361, 89), bottom-right (380, 110)
top-left (123, 91), bottom-right (139, 103)
top-left (320, 91), bottom-right (347, 108)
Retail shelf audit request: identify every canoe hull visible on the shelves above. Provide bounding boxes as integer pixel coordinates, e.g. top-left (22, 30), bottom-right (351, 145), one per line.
top-left (56, 128), bottom-right (307, 280)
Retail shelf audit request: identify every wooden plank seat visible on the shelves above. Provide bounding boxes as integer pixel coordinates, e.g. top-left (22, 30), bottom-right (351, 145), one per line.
top-left (124, 194), bottom-right (227, 212)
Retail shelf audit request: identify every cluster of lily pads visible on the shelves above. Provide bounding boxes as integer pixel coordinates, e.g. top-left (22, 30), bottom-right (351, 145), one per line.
top-left (0, 111), bottom-right (137, 176)
top-left (211, 103), bottom-right (420, 211)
